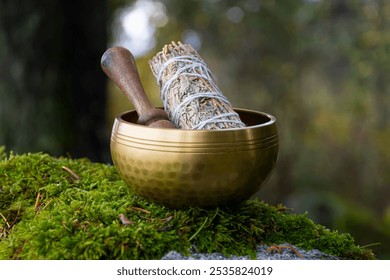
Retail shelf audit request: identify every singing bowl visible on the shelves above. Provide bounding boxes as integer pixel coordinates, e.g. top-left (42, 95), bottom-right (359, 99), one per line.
top-left (111, 108), bottom-right (278, 208)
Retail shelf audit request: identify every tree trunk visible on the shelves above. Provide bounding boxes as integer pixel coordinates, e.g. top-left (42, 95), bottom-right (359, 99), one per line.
top-left (0, 0), bottom-right (109, 161)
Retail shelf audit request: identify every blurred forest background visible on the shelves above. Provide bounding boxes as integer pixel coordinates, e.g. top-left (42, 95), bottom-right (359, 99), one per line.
top-left (0, 0), bottom-right (389, 258)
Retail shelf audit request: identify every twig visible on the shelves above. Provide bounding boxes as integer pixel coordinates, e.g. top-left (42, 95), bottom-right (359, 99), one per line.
top-left (40, 199), bottom-right (53, 212)
top-left (157, 225), bottom-right (173, 232)
top-left (130, 206), bottom-right (151, 214)
top-left (361, 243), bottom-right (381, 248)
top-left (267, 244), bottom-right (303, 258)
top-left (210, 208), bottom-right (219, 223)
top-left (288, 244), bottom-right (303, 258)
top-left (61, 166), bottom-right (80, 181)
top-left (0, 228), bottom-right (8, 239)
top-left (34, 192), bottom-right (43, 212)
top-left (189, 217), bottom-right (208, 242)
top-left (8, 211), bottom-right (20, 228)
top-left (160, 215), bottom-right (173, 224)
top-left (0, 212), bottom-right (10, 228)
top-left (156, 215), bottom-right (174, 232)
top-left (119, 214), bottom-right (134, 226)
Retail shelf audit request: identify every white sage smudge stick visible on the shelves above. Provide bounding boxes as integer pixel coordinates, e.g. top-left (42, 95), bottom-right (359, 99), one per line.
top-left (149, 41), bottom-right (246, 130)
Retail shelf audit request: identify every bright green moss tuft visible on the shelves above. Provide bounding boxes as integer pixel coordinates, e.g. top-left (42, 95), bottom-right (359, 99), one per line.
top-left (0, 150), bottom-right (375, 259)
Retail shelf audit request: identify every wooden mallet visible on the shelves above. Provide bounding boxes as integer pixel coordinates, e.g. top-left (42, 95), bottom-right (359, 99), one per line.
top-left (101, 46), bottom-right (176, 128)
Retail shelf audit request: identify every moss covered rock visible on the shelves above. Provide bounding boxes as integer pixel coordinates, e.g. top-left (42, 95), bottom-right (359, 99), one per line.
top-left (0, 148), bottom-right (375, 259)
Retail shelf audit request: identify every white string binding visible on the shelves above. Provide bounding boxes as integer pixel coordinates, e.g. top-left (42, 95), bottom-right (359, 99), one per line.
top-left (192, 113), bottom-right (244, 129)
top-left (157, 56), bottom-right (243, 129)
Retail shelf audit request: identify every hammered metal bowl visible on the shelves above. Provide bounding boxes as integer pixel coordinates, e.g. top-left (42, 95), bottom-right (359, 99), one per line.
top-left (111, 108), bottom-right (278, 208)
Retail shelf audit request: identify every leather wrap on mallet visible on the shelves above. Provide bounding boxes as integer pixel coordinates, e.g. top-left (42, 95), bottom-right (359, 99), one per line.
top-left (101, 46), bottom-right (176, 128)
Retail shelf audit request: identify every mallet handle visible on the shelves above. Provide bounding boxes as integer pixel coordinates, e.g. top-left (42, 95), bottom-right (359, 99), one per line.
top-left (101, 46), bottom-right (175, 128)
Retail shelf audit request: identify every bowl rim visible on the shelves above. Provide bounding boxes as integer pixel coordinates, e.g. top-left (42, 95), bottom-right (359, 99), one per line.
top-left (115, 108), bottom-right (276, 132)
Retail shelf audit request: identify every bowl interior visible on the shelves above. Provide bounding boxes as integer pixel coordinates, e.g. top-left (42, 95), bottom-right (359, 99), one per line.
top-left (120, 108), bottom-right (274, 130)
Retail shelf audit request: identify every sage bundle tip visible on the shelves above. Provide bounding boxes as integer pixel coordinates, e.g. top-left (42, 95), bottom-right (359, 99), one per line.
top-left (149, 41), bottom-right (246, 130)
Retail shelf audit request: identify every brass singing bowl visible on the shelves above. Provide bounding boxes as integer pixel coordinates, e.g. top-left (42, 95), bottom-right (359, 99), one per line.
top-left (111, 108), bottom-right (278, 208)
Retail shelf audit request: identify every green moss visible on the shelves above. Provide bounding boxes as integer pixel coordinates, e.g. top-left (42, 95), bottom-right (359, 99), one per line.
top-left (0, 149), bottom-right (375, 260)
